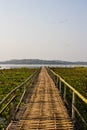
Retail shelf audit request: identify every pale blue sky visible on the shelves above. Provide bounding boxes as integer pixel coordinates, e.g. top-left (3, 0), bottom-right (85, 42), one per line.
top-left (0, 0), bottom-right (87, 61)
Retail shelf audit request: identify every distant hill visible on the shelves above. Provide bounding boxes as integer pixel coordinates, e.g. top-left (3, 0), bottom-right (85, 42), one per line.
top-left (0, 59), bottom-right (87, 65)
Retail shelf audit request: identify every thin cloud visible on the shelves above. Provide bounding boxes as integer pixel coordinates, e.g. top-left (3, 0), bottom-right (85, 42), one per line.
top-left (51, 19), bottom-right (69, 24)
top-left (58, 19), bottom-right (68, 24)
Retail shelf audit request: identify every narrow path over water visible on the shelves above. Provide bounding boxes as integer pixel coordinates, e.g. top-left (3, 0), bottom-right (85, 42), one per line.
top-left (7, 67), bottom-right (73, 130)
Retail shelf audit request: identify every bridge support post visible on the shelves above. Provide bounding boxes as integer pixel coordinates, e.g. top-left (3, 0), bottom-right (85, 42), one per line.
top-left (59, 80), bottom-right (61, 93)
top-left (56, 77), bottom-right (58, 87)
top-left (72, 92), bottom-right (75, 122)
top-left (63, 84), bottom-right (66, 102)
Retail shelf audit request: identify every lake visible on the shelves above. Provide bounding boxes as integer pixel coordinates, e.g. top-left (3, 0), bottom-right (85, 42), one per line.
top-left (0, 64), bottom-right (87, 69)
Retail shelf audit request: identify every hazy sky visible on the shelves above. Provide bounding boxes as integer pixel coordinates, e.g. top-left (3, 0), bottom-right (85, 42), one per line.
top-left (0, 0), bottom-right (87, 61)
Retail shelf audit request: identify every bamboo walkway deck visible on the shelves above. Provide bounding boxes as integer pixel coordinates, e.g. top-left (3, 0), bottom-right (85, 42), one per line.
top-left (7, 67), bottom-right (74, 130)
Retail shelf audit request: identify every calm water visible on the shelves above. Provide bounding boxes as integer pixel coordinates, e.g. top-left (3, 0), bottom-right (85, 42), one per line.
top-left (0, 64), bottom-right (87, 69)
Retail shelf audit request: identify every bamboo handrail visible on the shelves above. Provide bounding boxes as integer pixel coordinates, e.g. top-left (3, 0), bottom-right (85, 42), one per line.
top-left (47, 67), bottom-right (87, 127)
top-left (49, 68), bottom-right (87, 104)
top-left (0, 69), bottom-right (37, 106)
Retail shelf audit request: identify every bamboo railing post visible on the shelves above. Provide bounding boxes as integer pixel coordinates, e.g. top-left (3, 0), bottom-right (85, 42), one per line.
top-left (56, 77), bottom-right (58, 87)
top-left (72, 92), bottom-right (76, 122)
top-left (59, 79), bottom-right (61, 93)
top-left (63, 84), bottom-right (66, 102)
top-left (54, 75), bottom-right (56, 85)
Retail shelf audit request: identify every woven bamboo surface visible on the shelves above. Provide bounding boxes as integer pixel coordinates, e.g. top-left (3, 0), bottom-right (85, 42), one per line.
top-left (7, 67), bottom-right (73, 130)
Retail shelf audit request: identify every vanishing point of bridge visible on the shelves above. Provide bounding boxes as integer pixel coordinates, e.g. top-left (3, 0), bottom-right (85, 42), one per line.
top-left (6, 67), bottom-right (73, 130)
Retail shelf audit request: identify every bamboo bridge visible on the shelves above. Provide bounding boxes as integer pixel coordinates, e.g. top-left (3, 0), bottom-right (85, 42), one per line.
top-left (0, 67), bottom-right (87, 130)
